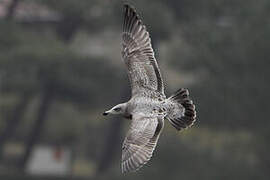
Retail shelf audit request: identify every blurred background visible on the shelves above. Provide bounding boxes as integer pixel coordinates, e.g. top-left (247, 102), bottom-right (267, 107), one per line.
top-left (0, 0), bottom-right (269, 179)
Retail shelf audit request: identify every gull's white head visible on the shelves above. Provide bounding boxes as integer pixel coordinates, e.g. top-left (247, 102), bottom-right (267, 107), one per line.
top-left (103, 103), bottom-right (127, 116)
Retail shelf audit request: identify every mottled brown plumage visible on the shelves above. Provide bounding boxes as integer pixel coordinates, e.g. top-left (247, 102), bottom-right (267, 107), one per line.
top-left (103, 4), bottom-right (196, 173)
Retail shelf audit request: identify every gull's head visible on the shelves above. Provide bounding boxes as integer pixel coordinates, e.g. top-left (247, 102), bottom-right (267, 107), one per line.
top-left (103, 103), bottom-right (127, 116)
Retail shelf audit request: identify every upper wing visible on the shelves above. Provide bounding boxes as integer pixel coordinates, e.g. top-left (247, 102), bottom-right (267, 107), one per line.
top-left (122, 4), bottom-right (164, 96)
top-left (122, 115), bottom-right (164, 173)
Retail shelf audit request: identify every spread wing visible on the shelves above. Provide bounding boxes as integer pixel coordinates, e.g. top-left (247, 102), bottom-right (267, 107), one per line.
top-left (122, 4), bottom-right (164, 96)
top-left (122, 115), bottom-right (164, 173)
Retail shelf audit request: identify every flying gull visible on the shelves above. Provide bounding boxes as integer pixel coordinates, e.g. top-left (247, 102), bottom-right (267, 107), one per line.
top-left (103, 4), bottom-right (196, 173)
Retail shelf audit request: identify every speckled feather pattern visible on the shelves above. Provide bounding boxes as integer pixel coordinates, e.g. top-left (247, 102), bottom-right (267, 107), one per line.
top-left (112, 4), bottom-right (197, 173)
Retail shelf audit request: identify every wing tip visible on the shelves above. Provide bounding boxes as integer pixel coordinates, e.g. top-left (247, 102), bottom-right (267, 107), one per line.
top-left (123, 2), bottom-right (141, 22)
top-left (123, 3), bottom-right (136, 12)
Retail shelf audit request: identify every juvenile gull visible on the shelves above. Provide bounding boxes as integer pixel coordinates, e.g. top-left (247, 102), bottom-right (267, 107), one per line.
top-left (103, 4), bottom-right (196, 173)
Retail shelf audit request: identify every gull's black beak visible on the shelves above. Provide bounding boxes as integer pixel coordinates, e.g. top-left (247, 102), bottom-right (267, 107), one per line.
top-left (103, 112), bottom-right (108, 116)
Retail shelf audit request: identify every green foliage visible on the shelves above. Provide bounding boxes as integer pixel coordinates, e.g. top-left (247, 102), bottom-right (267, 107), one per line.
top-left (0, 0), bottom-right (269, 179)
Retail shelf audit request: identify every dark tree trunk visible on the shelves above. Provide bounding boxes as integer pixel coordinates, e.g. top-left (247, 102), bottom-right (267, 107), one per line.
top-left (96, 88), bottom-right (130, 174)
top-left (96, 118), bottom-right (123, 173)
top-left (0, 93), bottom-right (31, 161)
top-left (16, 16), bottom-right (81, 170)
top-left (18, 86), bottom-right (54, 170)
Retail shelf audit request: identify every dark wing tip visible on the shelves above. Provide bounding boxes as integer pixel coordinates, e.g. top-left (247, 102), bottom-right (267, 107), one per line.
top-left (123, 3), bottom-right (133, 32)
top-left (123, 3), bottom-right (136, 13)
top-left (123, 3), bottom-right (142, 29)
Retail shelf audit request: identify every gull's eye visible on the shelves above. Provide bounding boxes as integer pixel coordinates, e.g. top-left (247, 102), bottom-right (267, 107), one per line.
top-left (114, 107), bottom-right (121, 112)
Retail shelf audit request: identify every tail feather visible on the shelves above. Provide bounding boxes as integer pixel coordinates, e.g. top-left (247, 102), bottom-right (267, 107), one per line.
top-left (166, 88), bottom-right (196, 131)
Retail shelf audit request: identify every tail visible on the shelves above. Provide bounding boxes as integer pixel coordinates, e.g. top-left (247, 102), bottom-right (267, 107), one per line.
top-left (166, 88), bottom-right (196, 131)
